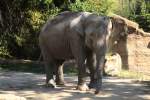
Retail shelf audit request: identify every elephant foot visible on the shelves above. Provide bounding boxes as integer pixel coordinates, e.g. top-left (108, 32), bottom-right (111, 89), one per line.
top-left (89, 81), bottom-right (102, 94)
top-left (95, 89), bottom-right (101, 94)
top-left (88, 81), bottom-right (97, 89)
top-left (45, 79), bottom-right (56, 88)
top-left (76, 83), bottom-right (89, 91)
top-left (45, 83), bottom-right (56, 88)
top-left (56, 80), bottom-right (66, 86)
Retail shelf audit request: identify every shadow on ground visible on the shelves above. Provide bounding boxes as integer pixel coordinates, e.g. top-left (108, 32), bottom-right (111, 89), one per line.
top-left (0, 71), bottom-right (150, 100)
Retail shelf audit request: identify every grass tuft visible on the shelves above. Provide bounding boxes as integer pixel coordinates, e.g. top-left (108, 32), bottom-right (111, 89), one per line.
top-left (117, 70), bottom-right (150, 81)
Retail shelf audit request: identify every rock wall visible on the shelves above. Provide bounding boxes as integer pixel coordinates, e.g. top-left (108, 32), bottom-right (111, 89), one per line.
top-left (127, 34), bottom-right (150, 74)
top-left (114, 33), bottom-right (150, 75)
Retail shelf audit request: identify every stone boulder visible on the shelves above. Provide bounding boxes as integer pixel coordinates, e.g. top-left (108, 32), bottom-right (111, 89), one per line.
top-left (105, 53), bottom-right (122, 76)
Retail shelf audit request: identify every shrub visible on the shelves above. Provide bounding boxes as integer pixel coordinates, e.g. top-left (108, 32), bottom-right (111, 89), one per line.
top-left (130, 14), bottom-right (150, 32)
top-left (69, 0), bottom-right (118, 15)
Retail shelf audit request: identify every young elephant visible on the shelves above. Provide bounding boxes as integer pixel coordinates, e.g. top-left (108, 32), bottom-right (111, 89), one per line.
top-left (39, 11), bottom-right (127, 94)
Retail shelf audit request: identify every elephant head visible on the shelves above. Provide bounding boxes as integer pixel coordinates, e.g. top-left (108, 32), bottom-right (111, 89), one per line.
top-left (70, 12), bottom-right (112, 50)
top-left (85, 15), bottom-right (112, 50)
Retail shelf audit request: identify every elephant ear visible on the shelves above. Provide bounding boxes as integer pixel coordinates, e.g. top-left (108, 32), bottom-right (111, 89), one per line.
top-left (70, 16), bottom-right (84, 37)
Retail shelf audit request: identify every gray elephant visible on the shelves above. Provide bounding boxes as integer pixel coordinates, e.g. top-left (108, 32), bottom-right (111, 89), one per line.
top-left (39, 11), bottom-right (128, 94)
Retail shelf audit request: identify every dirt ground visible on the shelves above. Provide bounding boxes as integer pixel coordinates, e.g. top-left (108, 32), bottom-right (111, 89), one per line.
top-left (0, 71), bottom-right (150, 100)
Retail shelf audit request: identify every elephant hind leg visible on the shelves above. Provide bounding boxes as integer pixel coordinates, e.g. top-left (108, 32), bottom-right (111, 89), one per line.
top-left (45, 62), bottom-right (56, 88)
top-left (40, 44), bottom-right (56, 88)
top-left (55, 60), bottom-right (66, 86)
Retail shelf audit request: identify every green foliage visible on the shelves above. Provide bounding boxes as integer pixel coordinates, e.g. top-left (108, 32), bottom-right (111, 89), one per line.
top-left (113, 0), bottom-right (137, 17)
top-left (116, 0), bottom-right (150, 32)
top-left (0, 0), bottom-right (61, 59)
top-left (128, 0), bottom-right (150, 32)
top-left (0, 46), bottom-right (10, 58)
top-left (69, 0), bottom-right (118, 15)
top-left (117, 70), bottom-right (150, 81)
top-left (130, 14), bottom-right (150, 32)
top-left (43, 0), bottom-right (53, 5)
top-left (140, 0), bottom-right (147, 14)
top-left (27, 10), bottom-right (44, 30)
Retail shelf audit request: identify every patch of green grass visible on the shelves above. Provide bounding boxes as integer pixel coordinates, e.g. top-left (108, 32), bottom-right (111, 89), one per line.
top-left (117, 70), bottom-right (150, 81)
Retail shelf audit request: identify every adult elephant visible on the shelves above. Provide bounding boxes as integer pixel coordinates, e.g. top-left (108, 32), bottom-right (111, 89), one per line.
top-left (39, 11), bottom-right (127, 94)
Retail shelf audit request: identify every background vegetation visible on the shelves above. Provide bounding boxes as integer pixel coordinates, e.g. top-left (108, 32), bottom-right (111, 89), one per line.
top-left (0, 0), bottom-right (149, 60)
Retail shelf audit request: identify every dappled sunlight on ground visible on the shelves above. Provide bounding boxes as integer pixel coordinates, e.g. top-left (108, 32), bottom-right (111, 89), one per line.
top-left (0, 71), bottom-right (150, 100)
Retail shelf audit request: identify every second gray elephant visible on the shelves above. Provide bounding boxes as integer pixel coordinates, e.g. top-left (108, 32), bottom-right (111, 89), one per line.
top-left (39, 11), bottom-right (128, 94)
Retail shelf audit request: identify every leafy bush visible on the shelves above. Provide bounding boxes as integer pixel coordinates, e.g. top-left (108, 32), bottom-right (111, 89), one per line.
top-left (69, 0), bottom-right (118, 15)
top-left (129, 13), bottom-right (150, 32)
top-left (0, 0), bottom-right (60, 59)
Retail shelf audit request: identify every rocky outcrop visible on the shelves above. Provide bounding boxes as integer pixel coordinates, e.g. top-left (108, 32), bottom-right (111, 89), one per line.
top-left (112, 14), bottom-right (150, 75)
top-left (126, 33), bottom-right (150, 74)
top-left (105, 53), bottom-right (122, 76)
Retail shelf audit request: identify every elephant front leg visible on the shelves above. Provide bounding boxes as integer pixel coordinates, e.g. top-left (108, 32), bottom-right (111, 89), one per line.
top-left (70, 36), bottom-right (89, 91)
top-left (76, 61), bottom-right (89, 91)
top-left (87, 51), bottom-right (106, 94)
top-left (86, 53), bottom-right (97, 89)
top-left (94, 55), bottom-right (105, 94)
top-left (40, 45), bottom-right (56, 88)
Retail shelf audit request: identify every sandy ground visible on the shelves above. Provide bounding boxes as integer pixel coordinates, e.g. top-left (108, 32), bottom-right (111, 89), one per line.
top-left (0, 71), bottom-right (150, 100)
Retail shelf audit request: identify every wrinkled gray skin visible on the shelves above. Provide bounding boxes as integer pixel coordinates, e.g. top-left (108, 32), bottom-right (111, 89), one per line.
top-left (39, 11), bottom-right (127, 94)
